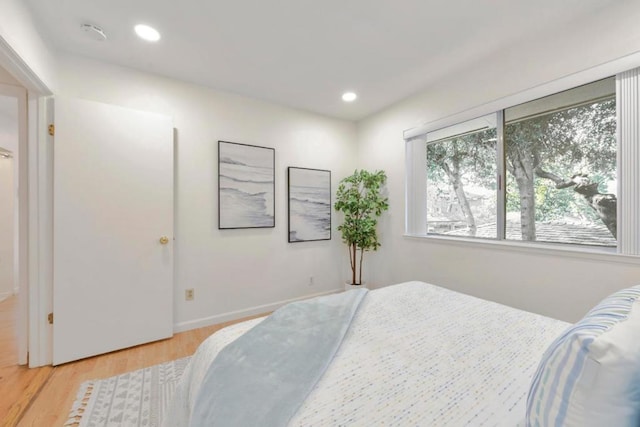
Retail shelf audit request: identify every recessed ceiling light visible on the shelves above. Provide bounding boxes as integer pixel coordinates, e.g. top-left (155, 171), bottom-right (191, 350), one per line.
top-left (342, 92), bottom-right (357, 102)
top-left (134, 24), bottom-right (161, 42)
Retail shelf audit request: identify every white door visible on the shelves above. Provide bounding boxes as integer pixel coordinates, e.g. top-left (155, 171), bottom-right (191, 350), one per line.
top-left (53, 98), bottom-right (174, 365)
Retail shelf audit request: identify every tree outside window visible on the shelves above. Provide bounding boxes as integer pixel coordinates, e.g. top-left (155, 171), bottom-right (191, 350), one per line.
top-left (505, 80), bottom-right (616, 246)
top-left (426, 128), bottom-right (497, 237)
top-left (424, 78), bottom-right (617, 247)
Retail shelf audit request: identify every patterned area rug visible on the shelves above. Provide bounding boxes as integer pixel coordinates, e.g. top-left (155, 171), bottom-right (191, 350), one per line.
top-left (65, 357), bottom-right (191, 427)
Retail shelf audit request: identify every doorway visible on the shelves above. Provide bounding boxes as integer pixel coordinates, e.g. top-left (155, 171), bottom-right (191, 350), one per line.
top-left (0, 149), bottom-right (18, 368)
top-left (0, 92), bottom-right (20, 367)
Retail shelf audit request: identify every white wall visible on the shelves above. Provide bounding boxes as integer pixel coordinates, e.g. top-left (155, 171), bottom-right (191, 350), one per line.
top-left (0, 93), bottom-right (17, 300)
top-left (55, 54), bottom-right (357, 330)
top-left (357, 1), bottom-right (640, 323)
top-left (0, 93), bottom-right (19, 152)
top-left (0, 0), bottom-right (57, 91)
top-left (0, 65), bottom-right (20, 86)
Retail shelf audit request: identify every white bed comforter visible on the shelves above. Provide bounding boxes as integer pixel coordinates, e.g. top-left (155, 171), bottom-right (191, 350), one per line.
top-left (164, 281), bottom-right (568, 426)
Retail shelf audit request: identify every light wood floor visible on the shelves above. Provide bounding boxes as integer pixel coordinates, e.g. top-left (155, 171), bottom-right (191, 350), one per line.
top-left (0, 295), bottom-right (265, 426)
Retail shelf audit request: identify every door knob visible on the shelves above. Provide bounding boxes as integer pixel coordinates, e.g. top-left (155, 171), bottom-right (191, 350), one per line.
top-left (159, 236), bottom-right (170, 245)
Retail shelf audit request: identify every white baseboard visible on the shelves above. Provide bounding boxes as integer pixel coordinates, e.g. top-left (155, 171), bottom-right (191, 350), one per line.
top-left (0, 291), bottom-right (12, 302)
top-left (173, 288), bottom-right (342, 334)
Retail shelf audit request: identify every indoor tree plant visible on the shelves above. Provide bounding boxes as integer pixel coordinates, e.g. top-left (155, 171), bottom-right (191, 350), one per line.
top-left (334, 169), bottom-right (389, 287)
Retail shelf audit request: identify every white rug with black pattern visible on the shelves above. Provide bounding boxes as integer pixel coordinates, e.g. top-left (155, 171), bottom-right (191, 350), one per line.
top-left (65, 357), bottom-right (190, 427)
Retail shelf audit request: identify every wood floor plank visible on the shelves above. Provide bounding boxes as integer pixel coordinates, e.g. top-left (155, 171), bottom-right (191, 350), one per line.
top-left (0, 296), bottom-right (19, 368)
top-left (0, 364), bottom-right (53, 427)
top-left (5, 311), bottom-right (267, 427)
top-left (0, 295), bottom-right (54, 427)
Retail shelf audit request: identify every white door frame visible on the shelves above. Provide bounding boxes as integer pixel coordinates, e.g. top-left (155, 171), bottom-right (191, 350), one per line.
top-left (0, 35), bottom-right (53, 367)
top-left (26, 94), bottom-right (54, 367)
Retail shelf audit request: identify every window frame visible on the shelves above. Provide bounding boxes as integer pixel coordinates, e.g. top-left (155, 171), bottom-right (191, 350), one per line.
top-left (404, 55), bottom-right (640, 258)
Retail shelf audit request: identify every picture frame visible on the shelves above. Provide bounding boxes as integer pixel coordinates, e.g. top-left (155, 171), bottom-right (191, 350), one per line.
top-left (218, 141), bottom-right (275, 229)
top-left (287, 167), bottom-right (331, 242)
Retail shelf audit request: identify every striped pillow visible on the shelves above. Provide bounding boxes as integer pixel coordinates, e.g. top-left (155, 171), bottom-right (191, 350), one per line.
top-left (526, 286), bottom-right (640, 427)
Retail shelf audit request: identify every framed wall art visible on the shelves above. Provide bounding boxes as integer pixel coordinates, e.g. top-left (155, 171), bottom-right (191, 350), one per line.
top-left (218, 141), bottom-right (275, 229)
top-left (287, 167), bottom-right (331, 242)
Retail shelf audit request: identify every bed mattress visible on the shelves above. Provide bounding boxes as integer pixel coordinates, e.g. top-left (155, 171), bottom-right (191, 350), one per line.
top-left (164, 281), bottom-right (569, 426)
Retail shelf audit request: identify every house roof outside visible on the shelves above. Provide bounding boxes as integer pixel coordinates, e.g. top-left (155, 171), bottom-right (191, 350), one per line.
top-left (443, 219), bottom-right (616, 247)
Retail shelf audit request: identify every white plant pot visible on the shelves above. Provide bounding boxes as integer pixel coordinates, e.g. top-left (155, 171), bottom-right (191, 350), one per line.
top-left (344, 282), bottom-right (367, 291)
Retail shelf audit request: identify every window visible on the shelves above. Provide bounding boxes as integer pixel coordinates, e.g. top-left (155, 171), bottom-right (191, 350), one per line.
top-left (405, 68), bottom-right (640, 254)
top-left (426, 115), bottom-right (497, 238)
top-left (504, 78), bottom-right (616, 247)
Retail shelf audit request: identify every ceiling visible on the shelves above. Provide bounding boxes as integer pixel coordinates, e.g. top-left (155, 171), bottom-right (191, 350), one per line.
top-left (24, 0), bottom-right (616, 121)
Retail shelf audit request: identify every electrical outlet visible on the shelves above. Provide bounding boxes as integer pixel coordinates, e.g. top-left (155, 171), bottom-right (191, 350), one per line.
top-left (185, 288), bottom-right (194, 301)
top-left (308, 276), bottom-right (314, 286)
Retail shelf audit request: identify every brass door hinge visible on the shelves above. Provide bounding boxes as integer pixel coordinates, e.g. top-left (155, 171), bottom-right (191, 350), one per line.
top-left (48, 312), bottom-right (53, 324)
top-left (48, 124), bottom-right (55, 136)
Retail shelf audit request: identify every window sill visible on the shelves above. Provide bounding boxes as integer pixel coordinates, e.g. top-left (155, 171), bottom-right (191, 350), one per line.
top-left (403, 233), bottom-right (640, 265)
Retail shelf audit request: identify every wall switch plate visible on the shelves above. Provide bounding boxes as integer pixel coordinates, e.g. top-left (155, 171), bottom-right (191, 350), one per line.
top-left (185, 288), bottom-right (194, 301)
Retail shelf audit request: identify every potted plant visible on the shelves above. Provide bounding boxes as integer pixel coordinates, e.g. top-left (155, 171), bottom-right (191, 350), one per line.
top-left (334, 169), bottom-right (389, 289)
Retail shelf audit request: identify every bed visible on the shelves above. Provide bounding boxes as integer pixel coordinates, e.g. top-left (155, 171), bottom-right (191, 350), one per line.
top-left (163, 281), bottom-right (575, 426)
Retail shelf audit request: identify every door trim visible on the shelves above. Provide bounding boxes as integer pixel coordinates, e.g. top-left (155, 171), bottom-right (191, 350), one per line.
top-left (0, 36), bottom-right (51, 95)
top-left (27, 96), bottom-right (54, 367)
top-left (0, 34), bottom-right (53, 366)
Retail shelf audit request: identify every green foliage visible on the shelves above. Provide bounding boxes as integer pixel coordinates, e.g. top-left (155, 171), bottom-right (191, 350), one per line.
top-left (431, 95), bottom-right (616, 242)
top-left (507, 169), bottom-right (604, 222)
top-left (426, 129), bottom-right (497, 186)
top-left (505, 97), bottom-right (617, 234)
top-left (334, 169), bottom-right (389, 285)
top-left (506, 98), bottom-right (616, 181)
top-left (533, 181), bottom-right (599, 222)
top-left (426, 129), bottom-right (497, 232)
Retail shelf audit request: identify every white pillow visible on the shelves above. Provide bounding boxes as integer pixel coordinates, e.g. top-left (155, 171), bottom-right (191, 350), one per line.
top-left (526, 286), bottom-right (640, 427)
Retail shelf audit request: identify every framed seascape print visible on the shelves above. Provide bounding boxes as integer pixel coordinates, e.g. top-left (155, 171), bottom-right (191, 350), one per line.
top-left (218, 141), bottom-right (275, 229)
top-left (288, 167), bottom-right (331, 242)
